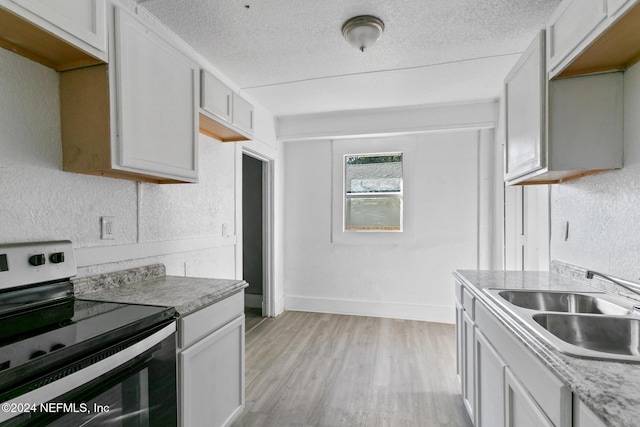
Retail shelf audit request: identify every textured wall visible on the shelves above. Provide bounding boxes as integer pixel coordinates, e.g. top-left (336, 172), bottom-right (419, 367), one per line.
top-left (283, 131), bottom-right (485, 323)
top-left (0, 48), bottom-right (237, 279)
top-left (550, 62), bottom-right (640, 281)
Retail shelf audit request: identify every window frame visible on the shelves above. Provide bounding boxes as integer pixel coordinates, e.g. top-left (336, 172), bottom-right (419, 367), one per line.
top-left (343, 152), bottom-right (404, 232)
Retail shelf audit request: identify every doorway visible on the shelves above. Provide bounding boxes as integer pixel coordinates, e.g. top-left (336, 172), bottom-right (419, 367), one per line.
top-left (242, 152), bottom-right (273, 330)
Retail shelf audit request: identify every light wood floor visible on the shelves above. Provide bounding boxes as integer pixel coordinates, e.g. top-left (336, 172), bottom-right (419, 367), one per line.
top-left (232, 311), bottom-right (473, 427)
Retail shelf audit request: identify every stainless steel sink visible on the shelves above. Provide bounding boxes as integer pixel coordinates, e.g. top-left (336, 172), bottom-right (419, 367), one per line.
top-left (533, 313), bottom-right (640, 360)
top-left (483, 288), bottom-right (640, 362)
top-left (497, 290), bottom-right (630, 315)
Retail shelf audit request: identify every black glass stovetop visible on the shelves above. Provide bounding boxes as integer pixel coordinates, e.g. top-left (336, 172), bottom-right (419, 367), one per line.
top-left (0, 295), bottom-right (175, 395)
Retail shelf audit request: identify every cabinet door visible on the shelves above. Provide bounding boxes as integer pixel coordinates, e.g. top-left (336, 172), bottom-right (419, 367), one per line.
top-left (462, 310), bottom-right (475, 422)
top-left (114, 7), bottom-right (199, 182)
top-left (504, 31), bottom-right (546, 182)
top-left (547, 0), bottom-right (607, 73)
top-left (505, 368), bottom-right (554, 427)
top-left (607, 0), bottom-right (632, 17)
top-left (3, 0), bottom-right (107, 56)
top-left (180, 315), bottom-right (245, 427)
top-left (232, 92), bottom-right (254, 136)
top-left (574, 397), bottom-right (607, 427)
top-left (455, 302), bottom-right (463, 389)
top-left (475, 330), bottom-right (505, 427)
top-left (201, 70), bottom-right (233, 123)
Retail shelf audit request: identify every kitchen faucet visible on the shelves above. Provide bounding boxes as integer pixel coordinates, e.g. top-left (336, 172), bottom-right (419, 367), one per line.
top-left (585, 270), bottom-right (640, 312)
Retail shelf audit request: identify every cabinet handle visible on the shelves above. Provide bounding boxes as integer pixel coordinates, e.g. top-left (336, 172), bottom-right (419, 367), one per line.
top-left (226, 94), bottom-right (231, 116)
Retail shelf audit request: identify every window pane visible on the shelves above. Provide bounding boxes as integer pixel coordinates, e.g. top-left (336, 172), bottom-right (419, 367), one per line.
top-left (345, 154), bottom-right (402, 194)
top-left (345, 196), bottom-right (402, 231)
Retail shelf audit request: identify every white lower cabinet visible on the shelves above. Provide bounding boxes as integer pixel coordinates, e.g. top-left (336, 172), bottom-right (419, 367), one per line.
top-left (462, 309), bottom-right (475, 421)
top-left (178, 292), bottom-right (245, 427)
top-left (573, 397), bottom-right (607, 427)
top-left (455, 281), bottom-right (476, 423)
top-left (456, 280), bottom-right (575, 427)
top-left (455, 302), bottom-right (463, 388)
top-left (505, 367), bottom-right (554, 427)
top-left (475, 330), bottom-right (505, 427)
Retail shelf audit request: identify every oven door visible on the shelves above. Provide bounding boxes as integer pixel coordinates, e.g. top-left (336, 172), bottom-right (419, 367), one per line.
top-left (0, 322), bottom-right (177, 427)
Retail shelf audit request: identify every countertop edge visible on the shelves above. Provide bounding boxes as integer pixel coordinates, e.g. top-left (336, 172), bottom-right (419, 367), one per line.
top-left (76, 269), bottom-right (249, 317)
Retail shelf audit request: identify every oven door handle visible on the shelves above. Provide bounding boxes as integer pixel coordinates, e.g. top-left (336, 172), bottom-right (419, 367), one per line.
top-left (0, 322), bottom-right (176, 423)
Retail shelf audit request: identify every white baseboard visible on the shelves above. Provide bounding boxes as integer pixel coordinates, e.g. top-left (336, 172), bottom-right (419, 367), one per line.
top-left (284, 295), bottom-right (455, 324)
top-left (274, 296), bottom-right (286, 317)
top-left (244, 293), bottom-right (263, 309)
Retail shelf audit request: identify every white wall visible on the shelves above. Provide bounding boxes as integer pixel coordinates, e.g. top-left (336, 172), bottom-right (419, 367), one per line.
top-left (550, 62), bottom-right (640, 280)
top-left (0, 47), bottom-right (239, 279)
top-left (283, 130), bottom-right (493, 323)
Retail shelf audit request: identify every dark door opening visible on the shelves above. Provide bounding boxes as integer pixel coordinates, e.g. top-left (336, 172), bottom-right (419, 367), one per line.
top-left (243, 154), bottom-right (265, 330)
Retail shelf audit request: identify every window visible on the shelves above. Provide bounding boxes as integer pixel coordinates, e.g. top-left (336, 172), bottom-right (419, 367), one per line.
top-left (344, 153), bottom-right (403, 232)
top-left (331, 136), bottom-right (415, 245)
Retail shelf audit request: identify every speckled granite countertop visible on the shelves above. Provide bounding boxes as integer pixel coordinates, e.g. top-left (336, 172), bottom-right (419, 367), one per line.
top-left (73, 264), bottom-right (247, 317)
top-left (454, 264), bottom-right (640, 427)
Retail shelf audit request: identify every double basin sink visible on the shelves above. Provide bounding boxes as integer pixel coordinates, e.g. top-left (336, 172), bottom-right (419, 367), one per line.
top-left (484, 289), bottom-right (640, 362)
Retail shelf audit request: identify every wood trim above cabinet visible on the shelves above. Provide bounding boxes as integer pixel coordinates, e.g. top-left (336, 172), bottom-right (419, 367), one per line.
top-left (199, 113), bottom-right (250, 143)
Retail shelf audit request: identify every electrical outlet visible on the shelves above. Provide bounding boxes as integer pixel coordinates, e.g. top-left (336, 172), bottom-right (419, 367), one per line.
top-left (101, 216), bottom-right (115, 240)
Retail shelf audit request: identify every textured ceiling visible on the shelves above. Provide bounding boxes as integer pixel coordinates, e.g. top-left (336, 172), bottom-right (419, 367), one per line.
top-left (137, 0), bottom-right (561, 116)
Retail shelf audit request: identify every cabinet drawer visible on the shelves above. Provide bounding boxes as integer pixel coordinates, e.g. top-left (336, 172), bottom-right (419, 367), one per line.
top-left (548, 0), bottom-right (607, 72)
top-left (462, 287), bottom-right (475, 320)
top-left (475, 301), bottom-right (571, 427)
top-left (455, 280), bottom-right (463, 304)
top-left (178, 291), bottom-right (243, 349)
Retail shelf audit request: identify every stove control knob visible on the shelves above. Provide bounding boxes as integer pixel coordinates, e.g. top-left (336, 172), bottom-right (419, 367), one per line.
top-left (50, 343), bottom-right (66, 351)
top-left (30, 350), bottom-right (47, 359)
top-left (28, 254), bottom-right (46, 267)
top-left (49, 252), bottom-right (65, 264)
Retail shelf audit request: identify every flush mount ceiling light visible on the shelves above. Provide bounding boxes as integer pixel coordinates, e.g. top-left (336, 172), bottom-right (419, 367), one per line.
top-left (342, 15), bottom-right (385, 52)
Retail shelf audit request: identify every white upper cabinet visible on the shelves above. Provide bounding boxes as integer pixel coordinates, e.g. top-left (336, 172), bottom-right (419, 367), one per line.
top-left (59, 3), bottom-right (199, 184)
top-left (0, 0), bottom-right (107, 69)
top-left (202, 71), bottom-right (233, 123)
top-left (608, 0), bottom-right (633, 16)
top-left (200, 69), bottom-right (253, 142)
top-left (504, 32), bottom-right (546, 182)
top-left (232, 92), bottom-right (254, 135)
top-left (114, 7), bottom-right (198, 182)
top-left (547, 0), bottom-right (607, 74)
top-left (548, 0), bottom-right (640, 78)
top-left (504, 30), bottom-right (623, 185)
